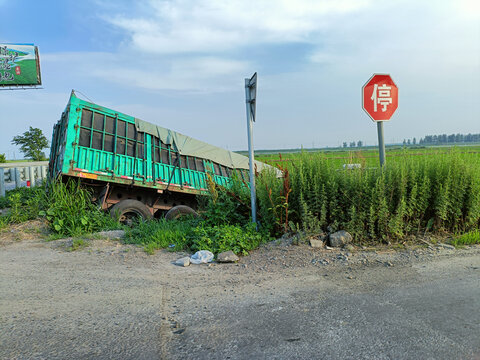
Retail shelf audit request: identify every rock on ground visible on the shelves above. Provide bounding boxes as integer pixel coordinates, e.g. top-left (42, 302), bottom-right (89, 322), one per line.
top-left (96, 230), bottom-right (125, 240)
top-left (309, 239), bottom-right (324, 248)
top-left (175, 257), bottom-right (190, 267)
top-left (329, 230), bottom-right (353, 247)
top-left (437, 243), bottom-right (455, 250)
top-left (217, 251), bottom-right (239, 263)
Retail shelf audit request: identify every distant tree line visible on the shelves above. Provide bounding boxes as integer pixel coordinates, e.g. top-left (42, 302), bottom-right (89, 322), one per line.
top-left (340, 133), bottom-right (480, 149)
top-left (342, 141), bottom-right (363, 148)
top-left (403, 133), bottom-right (480, 146)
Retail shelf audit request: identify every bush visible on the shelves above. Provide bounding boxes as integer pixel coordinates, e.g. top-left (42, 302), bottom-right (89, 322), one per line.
top-left (198, 172), bottom-right (251, 226)
top-left (189, 222), bottom-right (265, 255)
top-left (123, 174), bottom-right (269, 256)
top-left (1, 185), bottom-right (47, 222)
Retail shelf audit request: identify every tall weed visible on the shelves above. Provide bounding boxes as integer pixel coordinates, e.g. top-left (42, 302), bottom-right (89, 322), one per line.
top-left (258, 149), bottom-right (480, 242)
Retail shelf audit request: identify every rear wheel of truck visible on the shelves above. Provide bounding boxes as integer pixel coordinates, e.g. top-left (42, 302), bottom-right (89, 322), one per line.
top-left (110, 199), bottom-right (152, 225)
top-left (165, 205), bottom-right (198, 221)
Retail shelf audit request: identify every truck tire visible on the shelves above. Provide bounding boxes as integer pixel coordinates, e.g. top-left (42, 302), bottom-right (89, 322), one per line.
top-left (110, 199), bottom-right (152, 225)
top-left (165, 205), bottom-right (198, 221)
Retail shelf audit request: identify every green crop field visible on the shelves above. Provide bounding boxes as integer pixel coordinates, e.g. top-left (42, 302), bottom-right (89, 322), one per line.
top-left (254, 144), bottom-right (480, 168)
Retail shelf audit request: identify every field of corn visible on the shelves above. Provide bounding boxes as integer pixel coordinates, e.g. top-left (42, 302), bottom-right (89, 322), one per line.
top-left (254, 146), bottom-right (480, 243)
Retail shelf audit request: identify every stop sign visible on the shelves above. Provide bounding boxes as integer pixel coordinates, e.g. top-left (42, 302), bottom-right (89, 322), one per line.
top-left (362, 74), bottom-right (398, 121)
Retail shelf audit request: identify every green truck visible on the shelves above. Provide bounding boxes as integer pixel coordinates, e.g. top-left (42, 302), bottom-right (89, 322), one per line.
top-left (48, 91), bottom-right (272, 223)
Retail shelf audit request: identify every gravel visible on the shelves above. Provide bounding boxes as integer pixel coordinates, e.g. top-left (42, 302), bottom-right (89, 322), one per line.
top-left (1, 221), bottom-right (479, 359)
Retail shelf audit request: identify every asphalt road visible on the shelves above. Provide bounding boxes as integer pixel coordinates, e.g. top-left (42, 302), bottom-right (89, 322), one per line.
top-left (0, 236), bottom-right (479, 360)
top-left (167, 252), bottom-right (480, 360)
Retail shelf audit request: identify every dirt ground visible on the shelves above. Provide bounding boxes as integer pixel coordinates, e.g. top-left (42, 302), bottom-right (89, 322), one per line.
top-left (1, 221), bottom-right (479, 359)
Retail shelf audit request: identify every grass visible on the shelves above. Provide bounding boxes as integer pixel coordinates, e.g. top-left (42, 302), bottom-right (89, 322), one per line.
top-left (123, 217), bottom-right (267, 256)
top-left (67, 238), bottom-right (89, 251)
top-left (256, 144), bottom-right (480, 169)
top-left (452, 230), bottom-right (480, 247)
top-left (125, 218), bottom-right (193, 254)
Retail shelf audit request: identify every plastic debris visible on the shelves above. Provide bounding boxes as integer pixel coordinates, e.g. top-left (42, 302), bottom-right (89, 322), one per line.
top-left (190, 250), bottom-right (214, 264)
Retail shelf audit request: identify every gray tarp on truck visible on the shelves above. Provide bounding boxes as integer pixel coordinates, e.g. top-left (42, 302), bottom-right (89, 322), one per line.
top-left (135, 118), bottom-right (275, 173)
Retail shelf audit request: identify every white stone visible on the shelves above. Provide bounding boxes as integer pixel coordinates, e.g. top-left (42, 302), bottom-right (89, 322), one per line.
top-left (175, 257), bottom-right (190, 267)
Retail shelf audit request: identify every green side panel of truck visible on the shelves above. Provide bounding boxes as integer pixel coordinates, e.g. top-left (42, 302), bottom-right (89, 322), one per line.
top-left (48, 93), bottom-right (239, 193)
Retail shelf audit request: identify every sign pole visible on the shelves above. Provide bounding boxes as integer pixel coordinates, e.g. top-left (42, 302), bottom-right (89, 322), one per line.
top-left (362, 74), bottom-right (398, 168)
top-left (245, 73), bottom-right (257, 225)
top-left (377, 121), bottom-right (386, 167)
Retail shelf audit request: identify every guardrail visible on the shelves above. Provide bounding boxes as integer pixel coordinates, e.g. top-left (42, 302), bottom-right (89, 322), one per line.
top-left (0, 161), bottom-right (49, 197)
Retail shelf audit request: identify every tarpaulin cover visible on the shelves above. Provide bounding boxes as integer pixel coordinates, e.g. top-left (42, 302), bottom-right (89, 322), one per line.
top-left (135, 118), bottom-right (275, 172)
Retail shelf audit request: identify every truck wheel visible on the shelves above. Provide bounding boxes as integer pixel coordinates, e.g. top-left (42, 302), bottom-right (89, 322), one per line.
top-left (110, 199), bottom-right (152, 225)
top-left (165, 205), bottom-right (198, 221)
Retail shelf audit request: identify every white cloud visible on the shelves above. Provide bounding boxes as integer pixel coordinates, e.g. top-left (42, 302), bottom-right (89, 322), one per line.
top-left (42, 51), bottom-right (250, 92)
top-left (106, 0), bottom-right (371, 54)
top-left (308, 0), bottom-right (480, 75)
top-left (43, 0), bottom-right (480, 96)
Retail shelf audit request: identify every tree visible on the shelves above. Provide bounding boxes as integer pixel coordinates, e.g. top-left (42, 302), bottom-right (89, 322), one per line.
top-left (357, 140), bottom-right (363, 148)
top-left (412, 137), bottom-right (416, 145)
top-left (11, 127), bottom-right (48, 161)
top-left (0, 153), bottom-right (6, 163)
top-left (343, 142), bottom-right (348, 148)
top-left (349, 142), bottom-right (356, 148)
top-left (407, 139), bottom-right (411, 145)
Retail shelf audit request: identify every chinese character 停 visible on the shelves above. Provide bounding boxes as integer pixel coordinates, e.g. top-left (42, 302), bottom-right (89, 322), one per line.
top-left (371, 84), bottom-right (392, 112)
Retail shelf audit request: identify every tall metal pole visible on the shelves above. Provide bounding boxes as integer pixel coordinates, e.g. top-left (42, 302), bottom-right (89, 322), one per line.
top-left (377, 121), bottom-right (386, 166)
top-left (245, 78), bottom-right (257, 225)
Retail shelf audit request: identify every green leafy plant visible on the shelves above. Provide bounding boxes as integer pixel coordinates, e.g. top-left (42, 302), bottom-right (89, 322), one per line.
top-left (39, 180), bottom-right (121, 236)
top-left (189, 222), bottom-right (265, 256)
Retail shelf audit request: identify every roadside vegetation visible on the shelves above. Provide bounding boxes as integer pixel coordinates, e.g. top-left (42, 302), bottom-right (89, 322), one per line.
top-left (123, 174), bottom-right (268, 255)
top-left (0, 181), bottom-right (120, 236)
top-left (1, 147), bottom-right (479, 255)
top-left (452, 230), bottom-right (480, 247)
top-left (258, 148), bottom-right (480, 243)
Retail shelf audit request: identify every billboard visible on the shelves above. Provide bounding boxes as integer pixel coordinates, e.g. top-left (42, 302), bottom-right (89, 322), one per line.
top-left (0, 43), bottom-right (41, 87)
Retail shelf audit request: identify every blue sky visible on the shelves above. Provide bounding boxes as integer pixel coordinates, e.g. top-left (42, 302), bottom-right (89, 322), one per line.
top-left (0, 0), bottom-right (479, 159)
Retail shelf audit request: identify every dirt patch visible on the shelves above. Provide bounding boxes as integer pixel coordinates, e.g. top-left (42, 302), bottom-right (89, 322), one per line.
top-left (0, 220), bottom-right (48, 246)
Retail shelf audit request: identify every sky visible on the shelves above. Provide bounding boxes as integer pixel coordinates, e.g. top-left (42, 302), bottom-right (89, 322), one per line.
top-left (0, 0), bottom-right (479, 159)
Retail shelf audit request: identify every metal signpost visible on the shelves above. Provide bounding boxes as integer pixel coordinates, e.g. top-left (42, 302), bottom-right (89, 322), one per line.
top-left (362, 74), bottom-right (398, 166)
top-left (245, 72), bottom-right (257, 225)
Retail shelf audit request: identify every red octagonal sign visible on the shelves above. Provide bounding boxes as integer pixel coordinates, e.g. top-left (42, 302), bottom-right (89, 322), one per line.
top-left (362, 74), bottom-right (398, 121)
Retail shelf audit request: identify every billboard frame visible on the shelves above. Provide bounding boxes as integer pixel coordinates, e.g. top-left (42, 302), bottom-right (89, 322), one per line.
top-left (0, 43), bottom-right (42, 89)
